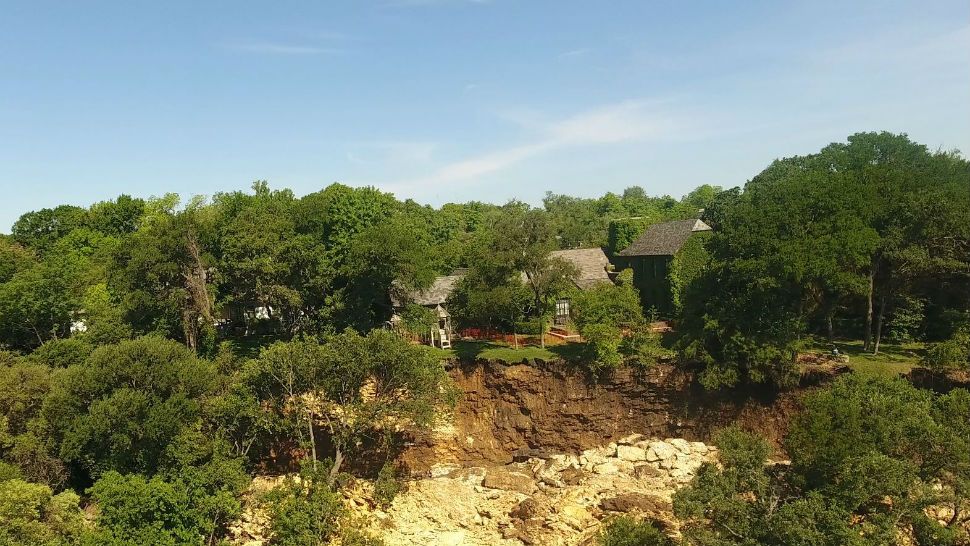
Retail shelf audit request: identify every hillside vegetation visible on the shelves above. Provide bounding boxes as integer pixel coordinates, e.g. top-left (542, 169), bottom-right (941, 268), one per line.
top-left (0, 132), bottom-right (968, 545)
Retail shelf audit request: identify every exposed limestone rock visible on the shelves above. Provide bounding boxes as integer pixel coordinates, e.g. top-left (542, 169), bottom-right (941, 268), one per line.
top-left (600, 493), bottom-right (671, 514)
top-left (229, 437), bottom-right (718, 546)
top-left (593, 461), bottom-right (619, 475)
top-left (668, 438), bottom-right (692, 454)
top-left (618, 433), bottom-right (645, 446)
top-left (648, 441), bottom-right (677, 462)
top-left (482, 467), bottom-right (537, 495)
top-left (372, 437), bottom-right (713, 546)
top-left (616, 445), bottom-right (647, 462)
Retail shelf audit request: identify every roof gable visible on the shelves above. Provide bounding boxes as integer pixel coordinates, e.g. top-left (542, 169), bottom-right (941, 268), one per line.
top-left (392, 270), bottom-right (466, 307)
top-left (617, 219), bottom-right (711, 257)
top-left (549, 247), bottom-right (612, 289)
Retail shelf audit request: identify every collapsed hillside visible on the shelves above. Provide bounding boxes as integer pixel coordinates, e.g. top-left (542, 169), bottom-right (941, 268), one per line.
top-left (230, 358), bottom-right (830, 545)
top-left (402, 358), bottom-right (814, 472)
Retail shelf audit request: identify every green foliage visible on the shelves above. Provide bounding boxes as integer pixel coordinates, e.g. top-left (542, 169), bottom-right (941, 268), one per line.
top-left (667, 231), bottom-right (710, 314)
top-left (41, 336), bottom-right (218, 478)
top-left (246, 330), bottom-right (456, 476)
top-left (544, 186), bottom-right (713, 250)
top-left (922, 325), bottom-right (970, 371)
top-left (571, 270), bottom-right (644, 331)
top-left (885, 295), bottom-right (925, 343)
top-left (373, 463), bottom-right (403, 509)
top-left (580, 323), bottom-right (625, 371)
top-left (11, 205), bottom-right (87, 254)
top-left (263, 464), bottom-right (344, 546)
top-left (448, 274), bottom-right (531, 333)
top-left (679, 132), bottom-right (970, 388)
top-left (0, 358), bottom-right (52, 436)
top-left (674, 427), bottom-right (871, 546)
top-left (569, 269), bottom-right (669, 371)
top-left (785, 374), bottom-right (962, 490)
top-left (400, 305), bottom-right (437, 339)
top-left (84, 429), bottom-right (247, 546)
top-left (27, 338), bottom-right (93, 369)
top-left (607, 217), bottom-right (652, 255)
top-left (0, 478), bottom-right (86, 546)
top-left (598, 516), bottom-right (674, 546)
top-left (342, 215), bottom-right (436, 331)
top-left (76, 284), bottom-right (132, 345)
top-left (0, 248), bottom-right (88, 349)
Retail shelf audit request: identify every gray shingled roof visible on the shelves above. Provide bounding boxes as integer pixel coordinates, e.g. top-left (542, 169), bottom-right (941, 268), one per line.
top-left (392, 270), bottom-right (466, 307)
top-left (617, 219), bottom-right (711, 257)
top-left (550, 247), bottom-right (612, 290)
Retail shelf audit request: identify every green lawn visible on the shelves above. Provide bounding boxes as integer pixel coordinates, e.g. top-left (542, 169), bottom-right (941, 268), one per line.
top-left (445, 340), bottom-right (586, 363)
top-left (805, 338), bottom-right (923, 377)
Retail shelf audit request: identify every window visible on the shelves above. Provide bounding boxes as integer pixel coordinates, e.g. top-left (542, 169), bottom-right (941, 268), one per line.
top-left (555, 299), bottom-right (570, 324)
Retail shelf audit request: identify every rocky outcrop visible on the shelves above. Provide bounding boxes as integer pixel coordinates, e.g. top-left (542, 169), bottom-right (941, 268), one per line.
top-left (362, 436), bottom-right (717, 546)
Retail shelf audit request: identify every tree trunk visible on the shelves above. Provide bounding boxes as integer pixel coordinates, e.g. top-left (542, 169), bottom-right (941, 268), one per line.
top-left (307, 411), bottom-right (317, 471)
top-left (539, 316), bottom-right (546, 348)
top-left (863, 267), bottom-right (875, 351)
top-left (182, 308), bottom-right (198, 351)
top-left (874, 294), bottom-right (888, 355)
top-left (826, 313), bottom-right (834, 344)
top-left (327, 447), bottom-right (344, 486)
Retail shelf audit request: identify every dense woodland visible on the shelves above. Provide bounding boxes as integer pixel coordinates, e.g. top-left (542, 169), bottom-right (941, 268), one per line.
top-left (1, 132), bottom-right (969, 545)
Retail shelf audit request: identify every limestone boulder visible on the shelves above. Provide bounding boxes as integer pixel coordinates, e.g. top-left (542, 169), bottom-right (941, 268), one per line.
top-left (482, 468), bottom-right (536, 494)
top-left (616, 445), bottom-right (647, 462)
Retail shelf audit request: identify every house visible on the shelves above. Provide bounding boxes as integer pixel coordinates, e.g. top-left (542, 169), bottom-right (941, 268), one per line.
top-left (547, 247), bottom-right (612, 326)
top-left (616, 219), bottom-right (712, 316)
top-left (390, 269), bottom-right (466, 348)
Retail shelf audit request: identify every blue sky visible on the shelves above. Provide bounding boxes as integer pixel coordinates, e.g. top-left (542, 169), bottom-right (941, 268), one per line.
top-left (1, 0), bottom-right (968, 231)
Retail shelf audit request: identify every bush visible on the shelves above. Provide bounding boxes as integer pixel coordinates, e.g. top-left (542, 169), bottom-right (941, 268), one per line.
top-left (87, 466), bottom-right (243, 546)
top-left (599, 516), bottom-right (674, 546)
top-left (263, 464), bottom-right (344, 546)
top-left (400, 304), bottom-right (437, 337)
top-left (581, 323), bottom-right (624, 372)
top-left (26, 337), bottom-right (93, 368)
top-left (0, 478), bottom-right (85, 546)
top-left (339, 524), bottom-right (387, 546)
top-left (621, 327), bottom-right (672, 368)
top-left (785, 374), bottom-right (956, 489)
top-left (40, 336), bottom-right (219, 478)
top-left (922, 330), bottom-right (969, 371)
top-left (673, 427), bottom-right (869, 546)
top-left (373, 463), bottom-right (403, 509)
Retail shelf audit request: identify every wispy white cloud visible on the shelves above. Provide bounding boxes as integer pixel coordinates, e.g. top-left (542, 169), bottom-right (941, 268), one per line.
top-left (221, 42), bottom-right (340, 55)
top-left (378, 99), bottom-right (694, 193)
top-left (558, 48), bottom-right (590, 60)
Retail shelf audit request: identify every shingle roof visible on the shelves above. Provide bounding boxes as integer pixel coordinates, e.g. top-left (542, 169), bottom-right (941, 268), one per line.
top-left (550, 247), bottom-right (612, 290)
top-left (392, 270), bottom-right (466, 307)
top-left (617, 219), bottom-right (712, 257)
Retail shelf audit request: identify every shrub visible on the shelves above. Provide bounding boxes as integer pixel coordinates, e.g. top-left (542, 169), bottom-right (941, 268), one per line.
top-left (598, 516), bottom-right (674, 546)
top-left (40, 336), bottom-right (219, 478)
top-left (373, 463), bottom-right (403, 509)
top-left (581, 323), bottom-right (624, 372)
top-left (26, 337), bottom-right (93, 368)
top-left (0, 478), bottom-right (85, 546)
top-left (263, 464), bottom-right (344, 546)
top-left (922, 330), bottom-right (969, 372)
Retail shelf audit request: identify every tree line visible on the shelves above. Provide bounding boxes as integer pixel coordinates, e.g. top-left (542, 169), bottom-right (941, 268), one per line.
top-left (0, 180), bottom-right (712, 354)
top-left (1, 131), bottom-right (968, 545)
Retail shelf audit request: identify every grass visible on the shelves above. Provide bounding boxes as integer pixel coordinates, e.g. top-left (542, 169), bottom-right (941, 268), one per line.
top-left (804, 338), bottom-right (923, 377)
top-left (445, 339), bottom-right (587, 363)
